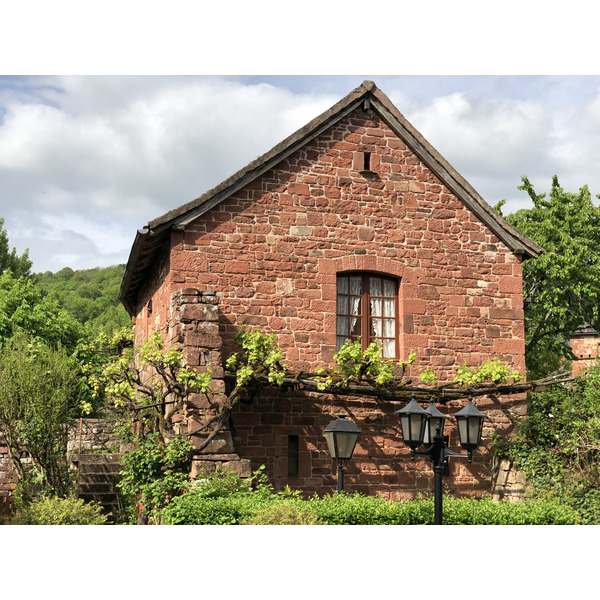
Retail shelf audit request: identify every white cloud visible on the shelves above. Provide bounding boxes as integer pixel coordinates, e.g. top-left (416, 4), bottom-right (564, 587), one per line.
top-left (1, 75), bottom-right (600, 272)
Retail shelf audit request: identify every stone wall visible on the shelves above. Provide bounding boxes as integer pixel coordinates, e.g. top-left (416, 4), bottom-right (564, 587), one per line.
top-left (168, 289), bottom-right (525, 500)
top-left (0, 418), bottom-right (122, 499)
top-left (169, 288), bottom-right (251, 479)
top-left (135, 105), bottom-right (526, 382)
top-left (571, 335), bottom-right (600, 377)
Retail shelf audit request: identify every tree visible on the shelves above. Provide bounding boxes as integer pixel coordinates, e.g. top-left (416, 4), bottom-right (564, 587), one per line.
top-left (34, 265), bottom-right (131, 337)
top-left (0, 270), bottom-right (83, 351)
top-left (497, 364), bottom-right (600, 523)
top-left (0, 333), bottom-right (82, 499)
top-left (504, 176), bottom-right (600, 378)
top-left (0, 217), bottom-right (32, 278)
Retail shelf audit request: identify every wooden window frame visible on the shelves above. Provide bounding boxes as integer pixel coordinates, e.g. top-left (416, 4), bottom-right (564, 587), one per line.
top-left (336, 272), bottom-right (399, 358)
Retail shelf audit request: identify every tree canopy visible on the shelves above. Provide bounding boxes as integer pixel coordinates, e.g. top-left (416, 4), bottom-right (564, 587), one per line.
top-left (503, 176), bottom-right (600, 378)
top-left (0, 217), bottom-right (32, 278)
top-left (34, 265), bottom-right (131, 337)
top-left (0, 270), bottom-right (84, 351)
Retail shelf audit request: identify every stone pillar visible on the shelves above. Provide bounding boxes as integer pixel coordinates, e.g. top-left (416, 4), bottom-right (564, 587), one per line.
top-left (169, 288), bottom-right (251, 479)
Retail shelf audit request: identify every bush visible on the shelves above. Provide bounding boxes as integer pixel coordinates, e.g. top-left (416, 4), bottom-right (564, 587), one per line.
top-left (10, 496), bottom-right (108, 525)
top-left (241, 502), bottom-right (323, 525)
top-left (500, 365), bottom-right (600, 523)
top-left (162, 488), bottom-right (579, 525)
top-left (163, 492), bottom-right (275, 525)
top-left (308, 493), bottom-right (578, 525)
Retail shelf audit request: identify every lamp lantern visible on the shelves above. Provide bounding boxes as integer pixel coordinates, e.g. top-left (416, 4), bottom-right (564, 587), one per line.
top-left (423, 398), bottom-right (449, 445)
top-left (394, 393), bottom-right (429, 452)
top-left (323, 415), bottom-right (361, 493)
top-left (453, 396), bottom-right (489, 460)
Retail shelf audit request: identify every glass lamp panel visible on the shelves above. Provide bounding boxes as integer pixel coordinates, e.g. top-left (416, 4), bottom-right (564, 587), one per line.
top-left (335, 431), bottom-right (359, 460)
top-left (324, 430), bottom-right (337, 459)
top-left (457, 416), bottom-right (484, 449)
top-left (400, 413), bottom-right (426, 446)
top-left (423, 416), bottom-right (444, 445)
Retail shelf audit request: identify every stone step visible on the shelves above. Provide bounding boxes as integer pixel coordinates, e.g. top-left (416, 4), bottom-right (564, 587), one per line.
top-left (74, 453), bottom-right (124, 523)
top-left (72, 453), bottom-right (123, 465)
top-left (77, 464), bottom-right (122, 475)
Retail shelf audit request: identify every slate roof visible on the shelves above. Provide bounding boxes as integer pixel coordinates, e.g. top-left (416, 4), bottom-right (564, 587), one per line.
top-left (119, 80), bottom-right (544, 315)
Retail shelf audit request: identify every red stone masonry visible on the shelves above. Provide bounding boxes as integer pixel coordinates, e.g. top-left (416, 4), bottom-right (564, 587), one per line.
top-left (130, 104), bottom-right (530, 500)
top-left (140, 108), bottom-right (526, 375)
top-left (571, 335), bottom-right (600, 377)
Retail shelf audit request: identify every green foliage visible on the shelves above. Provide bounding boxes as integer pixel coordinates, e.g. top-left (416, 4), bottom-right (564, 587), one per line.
top-left (0, 217), bottom-right (32, 278)
top-left (163, 482), bottom-right (578, 526)
top-left (92, 330), bottom-right (212, 440)
top-left (0, 332), bottom-right (82, 499)
top-left (9, 496), bottom-right (108, 525)
top-left (118, 433), bottom-right (194, 523)
top-left (452, 358), bottom-right (521, 386)
top-left (315, 340), bottom-right (414, 390)
top-left (418, 368), bottom-right (438, 385)
top-left (34, 265), bottom-right (131, 337)
top-left (499, 365), bottom-right (600, 523)
top-left (163, 493), bottom-right (275, 525)
top-left (505, 176), bottom-right (600, 378)
top-left (226, 325), bottom-right (287, 386)
top-left (0, 270), bottom-right (83, 351)
top-left (162, 466), bottom-right (278, 525)
top-left (241, 502), bottom-right (323, 525)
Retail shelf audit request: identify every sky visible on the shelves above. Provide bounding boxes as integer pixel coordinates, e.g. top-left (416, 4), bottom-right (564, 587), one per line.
top-left (3, 72), bottom-right (600, 273)
top-left (3, 73), bottom-right (600, 274)
top-left (1, 2), bottom-right (598, 276)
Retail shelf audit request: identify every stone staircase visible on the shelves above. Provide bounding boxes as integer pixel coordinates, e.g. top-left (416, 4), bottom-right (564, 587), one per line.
top-left (72, 453), bottom-right (124, 522)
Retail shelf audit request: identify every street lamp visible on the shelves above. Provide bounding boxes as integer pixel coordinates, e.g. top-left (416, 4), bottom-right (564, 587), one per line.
top-left (323, 415), bottom-right (361, 493)
top-left (395, 394), bottom-right (489, 525)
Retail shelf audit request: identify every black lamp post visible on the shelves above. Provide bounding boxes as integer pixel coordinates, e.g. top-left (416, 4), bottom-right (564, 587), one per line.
top-left (323, 415), bottom-right (361, 493)
top-left (395, 394), bottom-right (489, 525)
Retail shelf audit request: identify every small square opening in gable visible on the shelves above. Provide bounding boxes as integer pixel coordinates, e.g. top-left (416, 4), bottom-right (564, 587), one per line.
top-left (353, 150), bottom-right (378, 173)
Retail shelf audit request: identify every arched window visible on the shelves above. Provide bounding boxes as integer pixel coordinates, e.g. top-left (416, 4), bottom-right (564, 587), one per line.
top-left (336, 273), bottom-right (398, 358)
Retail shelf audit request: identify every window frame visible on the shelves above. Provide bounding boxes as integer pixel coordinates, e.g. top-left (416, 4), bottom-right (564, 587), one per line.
top-left (335, 272), bottom-right (399, 359)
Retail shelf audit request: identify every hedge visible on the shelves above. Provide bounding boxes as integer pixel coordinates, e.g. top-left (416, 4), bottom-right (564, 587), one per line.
top-left (162, 491), bottom-right (579, 525)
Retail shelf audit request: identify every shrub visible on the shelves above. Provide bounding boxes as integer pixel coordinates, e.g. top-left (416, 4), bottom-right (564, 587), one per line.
top-left (241, 502), bottom-right (323, 525)
top-left (308, 493), bottom-right (578, 525)
top-left (118, 434), bottom-right (194, 523)
top-left (10, 496), bottom-right (108, 525)
top-left (163, 493), bottom-right (275, 525)
top-left (500, 365), bottom-right (600, 523)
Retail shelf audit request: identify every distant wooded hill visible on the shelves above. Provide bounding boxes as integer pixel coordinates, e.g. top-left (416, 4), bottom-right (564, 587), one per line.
top-left (34, 265), bottom-right (132, 337)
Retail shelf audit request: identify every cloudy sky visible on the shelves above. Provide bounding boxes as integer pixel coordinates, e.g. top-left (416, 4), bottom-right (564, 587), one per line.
top-left (1, 3), bottom-right (599, 275)
top-left (2, 74), bottom-right (600, 274)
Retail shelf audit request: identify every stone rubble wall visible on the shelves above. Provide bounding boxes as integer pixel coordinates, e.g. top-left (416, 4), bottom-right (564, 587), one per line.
top-left (0, 418), bottom-right (123, 500)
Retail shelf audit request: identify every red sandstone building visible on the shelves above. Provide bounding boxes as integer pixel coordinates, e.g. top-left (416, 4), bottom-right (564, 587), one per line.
top-left (119, 81), bottom-right (543, 500)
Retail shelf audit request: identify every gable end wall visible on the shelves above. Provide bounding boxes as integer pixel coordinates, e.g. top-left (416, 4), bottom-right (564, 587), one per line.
top-left (132, 106), bottom-right (527, 499)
